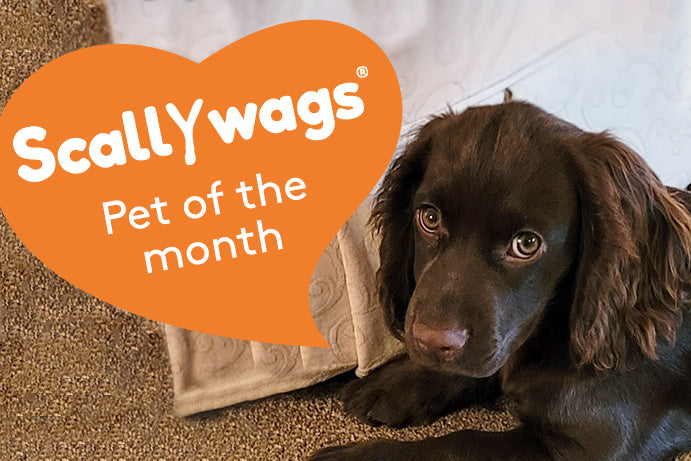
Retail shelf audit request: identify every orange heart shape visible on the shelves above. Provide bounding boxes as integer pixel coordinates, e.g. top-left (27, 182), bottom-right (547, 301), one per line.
top-left (0, 20), bottom-right (402, 347)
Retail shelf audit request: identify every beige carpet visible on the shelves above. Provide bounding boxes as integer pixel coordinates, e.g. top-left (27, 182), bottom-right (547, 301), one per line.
top-left (0, 2), bottom-right (688, 460)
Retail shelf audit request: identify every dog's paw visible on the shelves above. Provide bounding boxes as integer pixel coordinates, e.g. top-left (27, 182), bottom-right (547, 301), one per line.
top-left (307, 444), bottom-right (359, 461)
top-left (308, 440), bottom-right (412, 461)
top-left (340, 360), bottom-right (449, 427)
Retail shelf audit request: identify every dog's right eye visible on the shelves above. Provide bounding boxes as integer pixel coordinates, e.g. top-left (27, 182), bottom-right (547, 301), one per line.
top-left (417, 206), bottom-right (442, 234)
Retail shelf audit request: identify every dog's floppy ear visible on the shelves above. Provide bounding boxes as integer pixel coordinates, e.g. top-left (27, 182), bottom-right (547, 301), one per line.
top-left (570, 133), bottom-right (691, 370)
top-left (370, 118), bottom-right (443, 339)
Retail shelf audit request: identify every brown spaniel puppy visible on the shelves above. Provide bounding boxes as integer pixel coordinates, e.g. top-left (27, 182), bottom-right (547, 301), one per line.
top-left (310, 101), bottom-right (691, 461)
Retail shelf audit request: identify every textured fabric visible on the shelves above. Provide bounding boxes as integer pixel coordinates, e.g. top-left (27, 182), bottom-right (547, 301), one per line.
top-left (105, 0), bottom-right (691, 187)
top-left (166, 198), bottom-right (405, 416)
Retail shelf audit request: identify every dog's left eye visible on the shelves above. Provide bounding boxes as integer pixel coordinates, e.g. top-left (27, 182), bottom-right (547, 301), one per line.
top-left (508, 231), bottom-right (543, 260)
top-left (417, 206), bottom-right (442, 234)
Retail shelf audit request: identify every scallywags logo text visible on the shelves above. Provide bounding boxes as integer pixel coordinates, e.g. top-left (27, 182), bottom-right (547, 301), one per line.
top-left (0, 21), bottom-right (402, 346)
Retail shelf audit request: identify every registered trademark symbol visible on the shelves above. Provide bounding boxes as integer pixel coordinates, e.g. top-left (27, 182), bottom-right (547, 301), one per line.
top-left (356, 66), bottom-right (368, 78)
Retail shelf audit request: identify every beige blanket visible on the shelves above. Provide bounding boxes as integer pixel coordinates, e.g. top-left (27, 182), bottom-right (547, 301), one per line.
top-left (165, 197), bottom-right (404, 416)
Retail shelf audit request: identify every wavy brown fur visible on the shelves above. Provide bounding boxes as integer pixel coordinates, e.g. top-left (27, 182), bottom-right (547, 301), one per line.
top-left (569, 134), bottom-right (691, 370)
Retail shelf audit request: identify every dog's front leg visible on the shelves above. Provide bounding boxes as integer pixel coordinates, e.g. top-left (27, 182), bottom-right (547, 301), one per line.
top-left (309, 428), bottom-right (561, 461)
top-left (340, 357), bottom-right (501, 427)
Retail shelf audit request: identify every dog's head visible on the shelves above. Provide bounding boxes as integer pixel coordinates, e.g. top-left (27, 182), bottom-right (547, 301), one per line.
top-left (372, 101), bottom-right (691, 376)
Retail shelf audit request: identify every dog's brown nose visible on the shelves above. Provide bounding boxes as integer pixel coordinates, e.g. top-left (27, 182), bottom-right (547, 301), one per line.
top-left (412, 323), bottom-right (468, 361)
